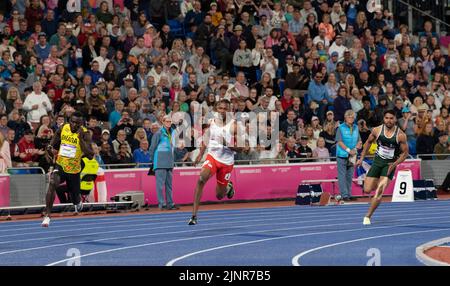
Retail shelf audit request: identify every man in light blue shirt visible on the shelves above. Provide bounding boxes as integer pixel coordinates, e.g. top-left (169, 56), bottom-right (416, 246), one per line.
top-left (288, 10), bottom-right (303, 36)
top-left (133, 141), bottom-right (151, 165)
top-left (35, 33), bottom-right (51, 62)
top-left (307, 72), bottom-right (331, 121)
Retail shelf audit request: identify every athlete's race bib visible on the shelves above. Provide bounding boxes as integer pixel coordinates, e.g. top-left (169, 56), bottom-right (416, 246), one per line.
top-left (59, 144), bottom-right (77, 158)
top-left (378, 145), bottom-right (395, 159)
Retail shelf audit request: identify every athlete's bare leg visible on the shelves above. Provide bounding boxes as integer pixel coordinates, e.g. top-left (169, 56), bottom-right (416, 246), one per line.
top-left (365, 176), bottom-right (390, 219)
top-left (363, 177), bottom-right (379, 195)
top-left (43, 171), bottom-right (61, 217)
top-left (191, 167), bottom-right (212, 218)
top-left (215, 184), bottom-right (228, 200)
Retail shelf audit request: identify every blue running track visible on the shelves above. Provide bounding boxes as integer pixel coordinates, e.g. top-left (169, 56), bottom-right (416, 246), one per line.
top-left (1, 200), bottom-right (450, 266)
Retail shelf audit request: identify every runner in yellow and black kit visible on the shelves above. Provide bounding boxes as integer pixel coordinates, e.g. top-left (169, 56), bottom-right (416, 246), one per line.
top-left (356, 110), bottom-right (409, 226)
top-left (42, 111), bottom-right (94, 227)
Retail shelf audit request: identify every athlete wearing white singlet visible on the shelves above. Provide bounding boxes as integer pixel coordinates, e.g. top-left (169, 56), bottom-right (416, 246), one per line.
top-left (189, 100), bottom-right (241, 225)
top-left (206, 118), bottom-right (235, 166)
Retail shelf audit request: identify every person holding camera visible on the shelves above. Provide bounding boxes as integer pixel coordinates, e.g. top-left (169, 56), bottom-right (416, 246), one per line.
top-left (111, 110), bottom-right (137, 147)
top-left (210, 25), bottom-right (232, 75)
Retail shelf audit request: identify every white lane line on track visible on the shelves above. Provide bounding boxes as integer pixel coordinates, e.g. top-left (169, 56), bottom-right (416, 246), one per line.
top-left (1, 201), bottom-right (449, 235)
top-left (1, 203), bottom-right (449, 242)
top-left (43, 216), bottom-right (450, 266)
top-left (2, 206), bottom-right (448, 255)
top-left (291, 228), bottom-right (450, 266)
top-left (0, 205), bottom-right (299, 228)
top-left (0, 206), bottom-right (348, 234)
top-left (2, 199), bottom-right (449, 230)
top-left (0, 206), bottom-right (300, 231)
top-left (166, 222), bottom-right (450, 266)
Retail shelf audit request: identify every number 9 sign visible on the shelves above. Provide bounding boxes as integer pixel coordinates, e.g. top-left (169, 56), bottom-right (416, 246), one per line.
top-left (392, 170), bottom-right (414, 202)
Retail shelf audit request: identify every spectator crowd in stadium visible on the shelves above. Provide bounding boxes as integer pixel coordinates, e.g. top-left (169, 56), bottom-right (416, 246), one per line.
top-left (0, 0), bottom-right (449, 174)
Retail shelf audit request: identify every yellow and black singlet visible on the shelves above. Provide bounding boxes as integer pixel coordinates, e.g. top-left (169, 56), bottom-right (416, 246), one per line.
top-left (56, 123), bottom-right (87, 174)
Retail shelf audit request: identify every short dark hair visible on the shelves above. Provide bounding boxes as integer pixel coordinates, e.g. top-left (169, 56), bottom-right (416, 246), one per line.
top-left (72, 111), bottom-right (84, 119)
top-left (383, 110), bottom-right (396, 117)
top-left (219, 99), bottom-right (231, 106)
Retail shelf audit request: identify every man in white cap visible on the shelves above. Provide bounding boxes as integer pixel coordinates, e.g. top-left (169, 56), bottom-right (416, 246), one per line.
top-left (168, 63), bottom-right (182, 86)
top-left (120, 74), bottom-right (135, 100)
top-left (328, 35), bottom-right (348, 61)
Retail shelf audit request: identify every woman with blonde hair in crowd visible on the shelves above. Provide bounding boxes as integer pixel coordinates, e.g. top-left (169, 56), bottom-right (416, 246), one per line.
top-left (325, 72), bottom-right (340, 103)
top-left (304, 125), bottom-right (318, 150)
top-left (400, 45), bottom-right (415, 69)
top-left (416, 120), bottom-right (435, 159)
top-left (350, 88), bottom-right (364, 113)
top-left (319, 121), bottom-right (337, 154)
top-left (350, 38), bottom-right (366, 61)
top-left (5, 87), bottom-right (21, 114)
top-left (0, 132), bottom-right (11, 173)
top-left (131, 127), bottom-right (148, 151)
top-left (312, 137), bottom-right (330, 162)
top-left (252, 39), bottom-right (265, 70)
top-left (169, 79), bottom-right (183, 102)
top-left (354, 11), bottom-right (368, 37)
top-left (344, 74), bottom-right (357, 92)
top-left (318, 14), bottom-right (335, 41)
top-left (183, 38), bottom-right (196, 61)
top-left (311, 116), bottom-right (323, 139)
top-left (330, 2), bottom-right (345, 25)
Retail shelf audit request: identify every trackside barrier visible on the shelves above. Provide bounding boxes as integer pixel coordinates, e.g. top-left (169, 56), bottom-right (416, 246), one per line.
top-left (101, 159), bottom-right (421, 206)
top-left (418, 155), bottom-right (450, 187)
top-left (7, 167), bottom-right (47, 207)
top-left (0, 159), bottom-right (424, 207)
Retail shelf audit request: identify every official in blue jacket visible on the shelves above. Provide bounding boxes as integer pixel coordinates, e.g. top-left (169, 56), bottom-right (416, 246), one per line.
top-left (335, 110), bottom-right (362, 201)
top-left (148, 115), bottom-right (179, 210)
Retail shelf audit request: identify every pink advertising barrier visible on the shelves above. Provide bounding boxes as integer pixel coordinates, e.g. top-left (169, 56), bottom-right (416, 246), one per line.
top-left (0, 175), bottom-right (10, 207)
top-left (103, 159), bottom-right (422, 205)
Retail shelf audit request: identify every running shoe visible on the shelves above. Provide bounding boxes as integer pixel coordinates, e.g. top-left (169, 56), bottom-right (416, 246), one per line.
top-left (188, 216), bottom-right (197, 225)
top-left (363, 217), bottom-right (371, 225)
top-left (41, 216), bottom-right (51, 227)
top-left (74, 201), bottom-right (83, 213)
top-left (226, 181), bottom-right (235, 199)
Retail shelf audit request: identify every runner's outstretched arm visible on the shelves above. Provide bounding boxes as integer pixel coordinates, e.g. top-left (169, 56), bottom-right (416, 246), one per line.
top-left (356, 127), bottom-right (379, 166)
top-left (79, 129), bottom-right (94, 159)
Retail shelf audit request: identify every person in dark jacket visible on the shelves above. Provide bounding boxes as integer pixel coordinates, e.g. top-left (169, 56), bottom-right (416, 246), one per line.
top-left (210, 26), bottom-right (232, 74)
top-left (357, 97), bottom-right (376, 128)
top-left (148, 0), bottom-right (165, 29)
top-left (373, 96), bottom-right (390, 126)
top-left (416, 121), bottom-right (435, 160)
top-left (165, 0), bottom-right (181, 21)
top-left (194, 14), bottom-right (213, 51)
top-left (333, 86), bottom-right (352, 123)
